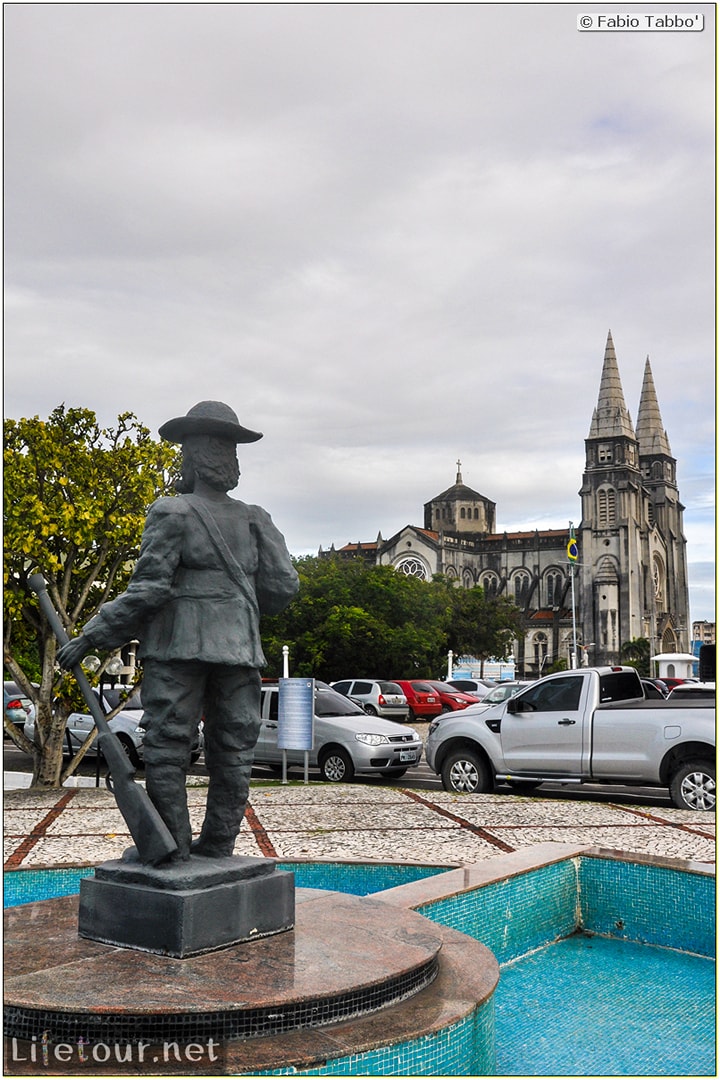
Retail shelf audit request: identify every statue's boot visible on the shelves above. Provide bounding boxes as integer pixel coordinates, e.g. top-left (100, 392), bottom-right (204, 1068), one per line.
top-left (145, 764), bottom-right (192, 861)
top-left (191, 764), bottom-right (251, 858)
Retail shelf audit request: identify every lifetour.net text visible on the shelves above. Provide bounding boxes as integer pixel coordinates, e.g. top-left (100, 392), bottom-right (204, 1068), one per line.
top-left (8, 1035), bottom-right (223, 1070)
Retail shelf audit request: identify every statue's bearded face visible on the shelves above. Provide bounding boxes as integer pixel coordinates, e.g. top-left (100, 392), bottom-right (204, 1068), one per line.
top-left (176, 435), bottom-right (240, 493)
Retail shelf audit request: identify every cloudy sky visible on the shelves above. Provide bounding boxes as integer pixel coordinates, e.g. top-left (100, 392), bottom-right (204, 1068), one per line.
top-left (4, 3), bottom-right (715, 624)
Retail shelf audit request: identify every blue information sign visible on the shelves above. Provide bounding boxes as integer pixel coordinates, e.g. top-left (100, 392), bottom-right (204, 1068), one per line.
top-left (278, 678), bottom-right (315, 751)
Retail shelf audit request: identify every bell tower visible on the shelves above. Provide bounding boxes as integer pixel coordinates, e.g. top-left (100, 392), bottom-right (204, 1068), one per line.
top-left (578, 332), bottom-right (645, 663)
top-left (635, 357), bottom-right (690, 652)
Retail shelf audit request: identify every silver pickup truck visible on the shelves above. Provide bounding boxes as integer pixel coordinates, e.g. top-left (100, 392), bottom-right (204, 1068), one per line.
top-left (425, 666), bottom-right (715, 811)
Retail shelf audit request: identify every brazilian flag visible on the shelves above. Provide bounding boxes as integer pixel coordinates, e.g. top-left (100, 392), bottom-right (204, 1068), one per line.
top-left (567, 537), bottom-right (579, 561)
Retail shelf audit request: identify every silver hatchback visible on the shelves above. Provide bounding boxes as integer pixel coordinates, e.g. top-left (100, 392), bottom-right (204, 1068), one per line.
top-left (330, 679), bottom-right (409, 721)
top-left (255, 681), bottom-right (422, 782)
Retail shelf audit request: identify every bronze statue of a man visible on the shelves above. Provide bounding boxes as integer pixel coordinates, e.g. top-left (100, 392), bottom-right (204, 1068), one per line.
top-left (58, 401), bottom-right (299, 862)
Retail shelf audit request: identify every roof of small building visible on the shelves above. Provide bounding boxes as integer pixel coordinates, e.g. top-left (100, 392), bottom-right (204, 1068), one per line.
top-left (425, 463), bottom-right (494, 506)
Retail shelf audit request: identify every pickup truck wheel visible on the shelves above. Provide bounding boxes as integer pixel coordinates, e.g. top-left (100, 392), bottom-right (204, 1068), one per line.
top-left (669, 761), bottom-right (715, 811)
top-left (441, 748), bottom-right (491, 794)
top-left (319, 747), bottom-right (355, 783)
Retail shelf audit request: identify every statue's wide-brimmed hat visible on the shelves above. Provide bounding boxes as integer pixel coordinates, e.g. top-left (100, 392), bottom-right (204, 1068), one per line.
top-left (158, 401), bottom-right (263, 444)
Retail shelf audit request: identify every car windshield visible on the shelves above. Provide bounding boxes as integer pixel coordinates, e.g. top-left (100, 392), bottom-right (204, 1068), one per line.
top-left (378, 682), bottom-right (403, 694)
top-left (100, 688), bottom-right (143, 711)
top-left (428, 682), bottom-right (457, 693)
top-left (483, 684), bottom-right (517, 702)
top-left (314, 686), bottom-right (366, 717)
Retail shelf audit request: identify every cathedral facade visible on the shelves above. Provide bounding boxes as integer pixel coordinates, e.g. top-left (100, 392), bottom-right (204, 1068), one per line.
top-left (325, 333), bottom-right (690, 677)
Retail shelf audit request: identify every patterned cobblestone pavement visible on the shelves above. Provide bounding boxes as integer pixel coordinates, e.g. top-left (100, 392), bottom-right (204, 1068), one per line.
top-left (4, 778), bottom-right (714, 870)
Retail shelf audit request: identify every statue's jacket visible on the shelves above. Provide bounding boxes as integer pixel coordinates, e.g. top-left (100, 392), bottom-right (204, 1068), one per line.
top-left (82, 495), bottom-right (299, 668)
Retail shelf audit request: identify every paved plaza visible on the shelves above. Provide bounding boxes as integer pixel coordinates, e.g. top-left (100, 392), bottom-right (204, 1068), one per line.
top-left (4, 775), bottom-right (715, 871)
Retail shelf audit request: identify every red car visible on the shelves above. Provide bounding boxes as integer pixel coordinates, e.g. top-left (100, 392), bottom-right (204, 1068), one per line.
top-left (424, 680), bottom-right (482, 712)
top-left (659, 678), bottom-right (696, 691)
top-left (394, 680), bottom-right (444, 721)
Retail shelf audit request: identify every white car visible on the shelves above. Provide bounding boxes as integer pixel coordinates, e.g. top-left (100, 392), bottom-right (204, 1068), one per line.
top-left (255, 681), bottom-right (422, 782)
top-left (24, 687), bottom-right (147, 767)
top-left (667, 682), bottom-right (716, 701)
top-left (447, 678), bottom-right (497, 696)
top-left (329, 679), bottom-right (409, 721)
top-left (23, 687), bottom-right (203, 768)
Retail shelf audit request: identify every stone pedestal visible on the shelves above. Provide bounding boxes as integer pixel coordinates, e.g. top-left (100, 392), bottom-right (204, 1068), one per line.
top-left (78, 855), bottom-right (294, 958)
top-left (4, 887), bottom-right (499, 1075)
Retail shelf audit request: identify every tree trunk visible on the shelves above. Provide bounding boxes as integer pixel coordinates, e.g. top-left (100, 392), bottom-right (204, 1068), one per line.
top-left (31, 700), bottom-right (67, 788)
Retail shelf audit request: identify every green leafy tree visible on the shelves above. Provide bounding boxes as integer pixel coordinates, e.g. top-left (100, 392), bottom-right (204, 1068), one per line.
top-left (261, 556), bottom-right (451, 680)
top-left (444, 585), bottom-right (524, 673)
top-left (620, 637), bottom-right (651, 677)
top-left (3, 406), bottom-right (179, 788)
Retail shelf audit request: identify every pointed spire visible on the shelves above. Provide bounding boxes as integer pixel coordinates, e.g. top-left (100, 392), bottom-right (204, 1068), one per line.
top-left (587, 331), bottom-right (636, 440)
top-left (636, 356), bottom-right (672, 457)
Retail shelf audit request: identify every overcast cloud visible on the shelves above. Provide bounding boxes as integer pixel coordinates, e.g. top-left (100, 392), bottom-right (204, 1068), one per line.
top-left (4, 3), bottom-right (715, 624)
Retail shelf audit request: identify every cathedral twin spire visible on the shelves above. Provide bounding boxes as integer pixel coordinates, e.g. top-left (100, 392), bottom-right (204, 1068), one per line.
top-left (588, 330), bottom-right (672, 457)
top-left (636, 356), bottom-right (672, 457)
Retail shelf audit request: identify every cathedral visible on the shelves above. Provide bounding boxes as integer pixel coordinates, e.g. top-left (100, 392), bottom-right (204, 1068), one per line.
top-left (325, 332), bottom-right (690, 677)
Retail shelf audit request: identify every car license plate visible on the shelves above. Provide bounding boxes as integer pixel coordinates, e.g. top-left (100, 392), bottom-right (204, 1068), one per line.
top-left (399, 751), bottom-right (417, 763)
top-left (427, 696), bottom-right (436, 702)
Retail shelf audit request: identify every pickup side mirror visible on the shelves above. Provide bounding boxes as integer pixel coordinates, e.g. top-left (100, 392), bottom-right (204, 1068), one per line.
top-left (507, 697), bottom-right (535, 714)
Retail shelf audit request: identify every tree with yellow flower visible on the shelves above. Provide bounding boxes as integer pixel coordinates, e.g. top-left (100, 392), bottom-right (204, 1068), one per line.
top-left (4, 405), bottom-right (178, 787)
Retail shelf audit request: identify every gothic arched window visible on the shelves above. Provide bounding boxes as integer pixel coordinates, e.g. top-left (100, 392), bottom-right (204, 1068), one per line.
top-left (514, 572), bottom-right (530, 605)
top-left (546, 571), bottom-right (562, 606)
top-left (481, 574), bottom-right (497, 597)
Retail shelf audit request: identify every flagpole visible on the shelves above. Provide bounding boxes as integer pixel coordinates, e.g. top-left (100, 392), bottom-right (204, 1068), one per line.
top-left (571, 560), bottom-right (578, 668)
top-left (568, 522), bottom-right (578, 669)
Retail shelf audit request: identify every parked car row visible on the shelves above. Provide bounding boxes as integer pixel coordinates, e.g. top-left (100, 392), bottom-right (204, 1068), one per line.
top-left (10, 671), bottom-right (711, 796)
top-left (328, 677), bottom-right (500, 722)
